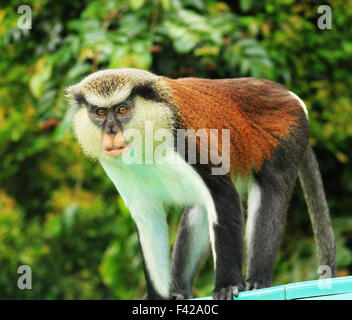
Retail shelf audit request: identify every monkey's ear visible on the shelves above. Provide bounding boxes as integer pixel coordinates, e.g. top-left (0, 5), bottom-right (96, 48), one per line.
top-left (64, 84), bottom-right (79, 104)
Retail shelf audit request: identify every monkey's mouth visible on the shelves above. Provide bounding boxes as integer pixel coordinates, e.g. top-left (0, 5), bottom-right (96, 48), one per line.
top-left (104, 145), bottom-right (129, 157)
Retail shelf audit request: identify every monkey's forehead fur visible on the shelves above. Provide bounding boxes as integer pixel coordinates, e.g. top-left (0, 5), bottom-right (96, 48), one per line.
top-left (67, 68), bottom-right (171, 101)
top-left (67, 68), bottom-right (309, 175)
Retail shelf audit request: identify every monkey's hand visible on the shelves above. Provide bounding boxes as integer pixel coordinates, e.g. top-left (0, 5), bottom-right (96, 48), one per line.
top-left (212, 284), bottom-right (244, 300)
top-left (170, 292), bottom-right (185, 300)
top-left (245, 280), bottom-right (269, 291)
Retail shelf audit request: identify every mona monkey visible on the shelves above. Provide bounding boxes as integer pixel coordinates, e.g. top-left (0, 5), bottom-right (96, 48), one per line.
top-left (66, 68), bottom-right (336, 300)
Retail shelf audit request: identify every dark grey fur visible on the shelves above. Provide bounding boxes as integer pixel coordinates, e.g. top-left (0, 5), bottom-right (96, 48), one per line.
top-left (170, 111), bottom-right (336, 299)
top-left (245, 111), bottom-right (309, 288)
top-left (170, 206), bottom-right (203, 299)
top-left (298, 144), bottom-right (336, 276)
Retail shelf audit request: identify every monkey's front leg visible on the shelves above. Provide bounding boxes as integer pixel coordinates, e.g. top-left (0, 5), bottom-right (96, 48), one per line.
top-left (207, 176), bottom-right (245, 300)
top-left (132, 205), bottom-right (171, 300)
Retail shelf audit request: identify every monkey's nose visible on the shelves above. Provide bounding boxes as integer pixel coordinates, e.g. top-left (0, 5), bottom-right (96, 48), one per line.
top-left (102, 134), bottom-right (129, 157)
top-left (102, 132), bottom-right (128, 157)
top-left (102, 132), bottom-right (115, 149)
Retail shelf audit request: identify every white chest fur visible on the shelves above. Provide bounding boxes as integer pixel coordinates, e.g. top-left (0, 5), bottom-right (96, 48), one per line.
top-left (99, 151), bottom-right (218, 298)
top-left (99, 150), bottom-right (217, 223)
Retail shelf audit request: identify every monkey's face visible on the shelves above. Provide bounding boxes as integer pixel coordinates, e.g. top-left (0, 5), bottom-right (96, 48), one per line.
top-left (88, 101), bottom-right (132, 157)
top-left (66, 69), bottom-right (174, 161)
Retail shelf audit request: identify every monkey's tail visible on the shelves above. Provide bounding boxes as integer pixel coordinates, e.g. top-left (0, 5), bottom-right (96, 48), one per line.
top-left (298, 143), bottom-right (336, 277)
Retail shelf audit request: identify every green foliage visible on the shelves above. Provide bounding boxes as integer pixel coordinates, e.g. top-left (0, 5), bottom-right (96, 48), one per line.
top-left (0, 0), bottom-right (352, 299)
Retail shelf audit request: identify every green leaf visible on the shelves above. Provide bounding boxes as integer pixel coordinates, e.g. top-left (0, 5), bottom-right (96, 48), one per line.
top-left (66, 62), bottom-right (91, 81)
top-left (160, 0), bottom-right (172, 11)
top-left (129, 0), bottom-right (146, 11)
top-left (243, 47), bottom-right (266, 57)
top-left (240, 0), bottom-right (253, 12)
top-left (29, 61), bottom-right (53, 98)
top-left (53, 106), bottom-right (76, 142)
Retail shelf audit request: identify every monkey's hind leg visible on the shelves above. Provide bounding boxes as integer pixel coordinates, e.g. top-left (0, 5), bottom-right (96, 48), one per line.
top-left (170, 205), bottom-right (210, 299)
top-left (245, 166), bottom-right (297, 290)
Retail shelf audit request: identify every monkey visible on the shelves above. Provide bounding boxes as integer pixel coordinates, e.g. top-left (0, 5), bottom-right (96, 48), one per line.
top-left (66, 68), bottom-right (336, 300)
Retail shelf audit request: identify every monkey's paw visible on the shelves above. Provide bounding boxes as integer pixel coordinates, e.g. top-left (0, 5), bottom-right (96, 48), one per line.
top-left (245, 280), bottom-right (269, 291)
top-left (170, 292), bottom-right (185, 300)
top-left (212, 284), bottom-right (244, 300)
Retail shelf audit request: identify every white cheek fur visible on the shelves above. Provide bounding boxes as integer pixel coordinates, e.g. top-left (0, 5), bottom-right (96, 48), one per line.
top-left (73, 108), bottom-right (102, 159)
top-left (124, 97), bottom-right (175, 133)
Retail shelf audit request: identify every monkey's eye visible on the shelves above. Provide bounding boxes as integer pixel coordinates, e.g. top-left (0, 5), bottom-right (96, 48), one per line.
top-left (95, 108), bottom-right (107, 117)
top-left (116, 105), bottom-right (128, 115)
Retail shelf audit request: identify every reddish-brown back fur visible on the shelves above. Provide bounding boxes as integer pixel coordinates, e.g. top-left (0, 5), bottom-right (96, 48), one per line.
top-left (162, 77), bottom-right (306, 176)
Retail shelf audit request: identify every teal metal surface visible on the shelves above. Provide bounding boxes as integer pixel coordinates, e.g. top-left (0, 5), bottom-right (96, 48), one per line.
top-left (285, 276), bottom-right (352, 300)
top-left (303, 293), bottom-right (352, 300)
top-left (194, 276), bottom-right (352, 300)
top-left (233, 285), bottom-right (286, 300)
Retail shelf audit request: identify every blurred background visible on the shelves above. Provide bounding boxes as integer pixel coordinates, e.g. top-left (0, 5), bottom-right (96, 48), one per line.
top-left (0, 0), bottom-right (352, 299)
